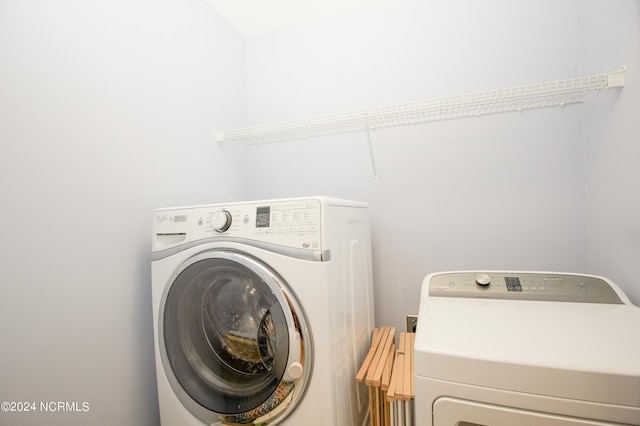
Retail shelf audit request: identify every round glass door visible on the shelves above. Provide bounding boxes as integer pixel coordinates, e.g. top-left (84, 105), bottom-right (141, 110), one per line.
top-left (159, 250), bottom-right (312, 424)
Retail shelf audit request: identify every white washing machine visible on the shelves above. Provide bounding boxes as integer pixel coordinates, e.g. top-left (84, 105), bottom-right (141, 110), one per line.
top-left (414, 271), bottom-right (640, 426)
top-left (151, 197), bottom-right (375, 425)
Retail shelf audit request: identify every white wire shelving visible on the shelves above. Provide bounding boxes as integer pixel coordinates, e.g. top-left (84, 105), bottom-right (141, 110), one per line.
top-left (216, 66), bottom-right (625, 181)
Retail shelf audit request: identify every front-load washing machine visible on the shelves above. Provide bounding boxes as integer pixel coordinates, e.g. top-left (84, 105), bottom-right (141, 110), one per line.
top-left (151, 197), bottom-right (375, 425)
top-left (414, 271), bottom-right (640, 426)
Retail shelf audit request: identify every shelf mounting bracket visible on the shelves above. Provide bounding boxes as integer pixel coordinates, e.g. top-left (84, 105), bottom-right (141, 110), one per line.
top-left (364, 117), bottom-right (378, 183)
top-left (607, 65), bottom-right (626, 88)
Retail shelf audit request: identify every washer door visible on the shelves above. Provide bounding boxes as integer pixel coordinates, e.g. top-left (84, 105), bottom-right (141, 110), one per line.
top-left (159, 249), bottom-right (312, 425)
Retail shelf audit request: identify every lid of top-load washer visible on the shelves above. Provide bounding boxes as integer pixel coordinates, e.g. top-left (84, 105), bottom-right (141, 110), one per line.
top-left (414, 271), bottom-right (640, 408)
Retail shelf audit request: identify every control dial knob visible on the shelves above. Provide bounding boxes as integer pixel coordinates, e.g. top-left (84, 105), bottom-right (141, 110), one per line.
top-left (211, 210), bottom-right (232, 233)
top-left (475, 273), bottom-right (491, 287)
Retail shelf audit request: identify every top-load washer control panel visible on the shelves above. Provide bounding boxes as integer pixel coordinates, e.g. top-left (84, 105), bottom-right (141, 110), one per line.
top-left (153, 199), bottom-right (322, 252)
top-left (428, 272), bottom-right (624, 304)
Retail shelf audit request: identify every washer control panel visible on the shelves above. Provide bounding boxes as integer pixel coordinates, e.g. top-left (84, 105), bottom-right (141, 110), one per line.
top-left (428, 272), bottom-right (624, 304)
top-left (154, 199), bottom-right (322, 251)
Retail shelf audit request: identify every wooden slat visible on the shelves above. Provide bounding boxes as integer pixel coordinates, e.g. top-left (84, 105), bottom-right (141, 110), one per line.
top-left (374, 387), bottom-right (379, 426)
top-left (382, 346), bottom-right (394, 426)
top-left (381, 343), bottom-right (393, 391)
top-left (409, 332), bottom-right (415, 399)
top-left (386, 352), bottom-right (398, 402)
top-left (402, 333), bottom-right (412, 400)
top-left (368, 386), bottom-right (374, 426)
top-left (356, 327), bottom-right (384, 382)
top-left (366, 327), bottom-right (396, 386)
top-left (387, 331), bottom-right (405, 401)
top-left (393, 351), bottom-right (405, 400)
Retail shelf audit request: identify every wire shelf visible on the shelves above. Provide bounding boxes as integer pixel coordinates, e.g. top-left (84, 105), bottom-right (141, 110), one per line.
top-left (216, 67), bottom-right (625, 145)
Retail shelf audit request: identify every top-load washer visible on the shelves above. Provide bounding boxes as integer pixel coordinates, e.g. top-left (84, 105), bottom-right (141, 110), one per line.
top-left (151, 197), bottom-right (375, 425)
top-left (414, 271), bottom-right (640, 426)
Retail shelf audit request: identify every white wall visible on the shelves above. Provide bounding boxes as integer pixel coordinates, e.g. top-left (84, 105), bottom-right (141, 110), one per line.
top-left (1, 1), bottom-right (638, 425)
top-left (0, 0), bottom-right (246, 425)
top-left (579, 0), bottom-right (640, 304)
top-left (244, 0), bottom-right (602, 331)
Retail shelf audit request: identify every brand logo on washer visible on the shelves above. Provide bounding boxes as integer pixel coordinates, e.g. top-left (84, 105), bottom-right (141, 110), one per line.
top-left (543, 277), bottom-right (563, 281)
top-left (302, 243), bottom-right (310, 248)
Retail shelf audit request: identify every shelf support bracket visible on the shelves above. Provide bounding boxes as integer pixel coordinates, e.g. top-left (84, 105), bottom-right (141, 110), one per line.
top-left (364, 117), bottom-right (379, 183)
top-left (607, 65), bottom-right (626, 88)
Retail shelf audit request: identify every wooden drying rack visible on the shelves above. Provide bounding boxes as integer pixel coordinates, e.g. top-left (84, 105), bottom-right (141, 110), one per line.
top-left (356, 327), bottom-right (415, 426)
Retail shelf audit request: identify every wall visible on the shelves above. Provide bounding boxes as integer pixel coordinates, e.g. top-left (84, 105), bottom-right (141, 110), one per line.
top-left (579, 0), bottom-right (640, 304)
top-left (0, 0), bottom-right (246, 425)
top-left (244, 0), bottom-right (599, 331)
top-left (0, 1), bottom-right (637, 425)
